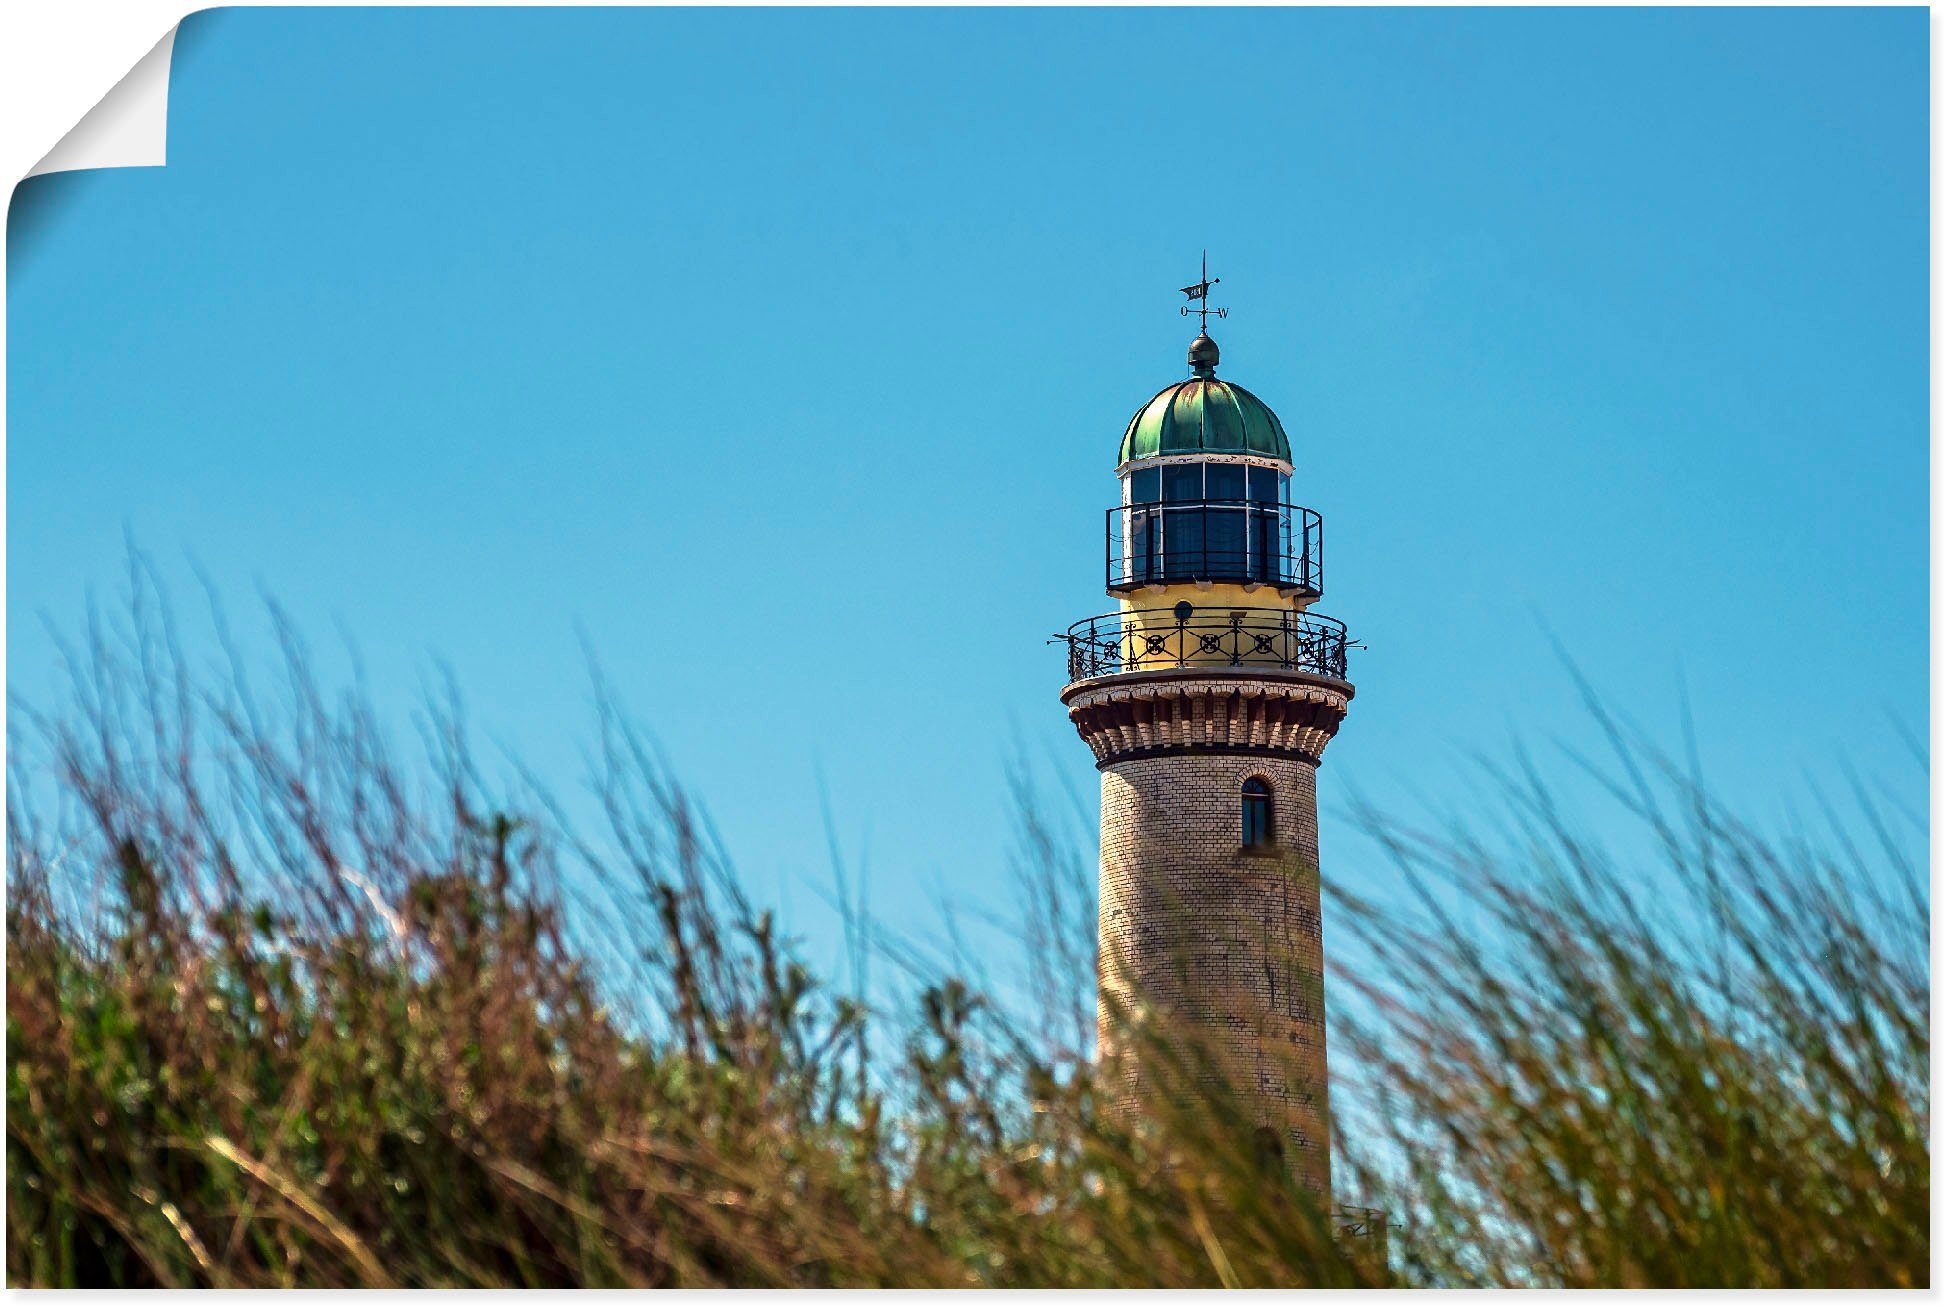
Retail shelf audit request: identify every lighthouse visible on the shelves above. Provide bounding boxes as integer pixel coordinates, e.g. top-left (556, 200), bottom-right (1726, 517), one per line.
top-left (1055, 271), bottom-right (1354, 1195)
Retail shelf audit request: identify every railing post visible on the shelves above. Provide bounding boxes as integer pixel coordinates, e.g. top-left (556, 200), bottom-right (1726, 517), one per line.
top-left (1315, 511), bottom-right (1324, 596)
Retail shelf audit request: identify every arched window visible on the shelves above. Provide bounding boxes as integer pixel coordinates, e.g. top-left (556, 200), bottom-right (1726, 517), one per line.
top-left (1252, 1125), bottom-right (1286, 1174)
top-left (1242, 777), bottom-right (1273, 849)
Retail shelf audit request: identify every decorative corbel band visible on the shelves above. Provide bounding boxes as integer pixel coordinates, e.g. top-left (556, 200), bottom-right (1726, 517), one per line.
top-left (1059, 669), bottom-right (1353, 769)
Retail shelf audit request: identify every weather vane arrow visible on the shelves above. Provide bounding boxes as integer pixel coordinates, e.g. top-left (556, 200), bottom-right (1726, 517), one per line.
top-left (1179, 250), bottom-right (1228, 330)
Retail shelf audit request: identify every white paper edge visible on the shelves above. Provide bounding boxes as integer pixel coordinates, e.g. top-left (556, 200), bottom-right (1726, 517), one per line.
top-left (26, 23), bottom-right (178, 178)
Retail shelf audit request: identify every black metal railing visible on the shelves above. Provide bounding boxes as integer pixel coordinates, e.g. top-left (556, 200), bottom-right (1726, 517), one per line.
top-left (1332, 1205), bottom-right (1388, 1242)
top-left (1332, 1205), bottom-right (1390, 1268)
top-left (1107, 500), bottom-right (1323, 596)
top-left (1055, 605), bottom-right (1351, 683)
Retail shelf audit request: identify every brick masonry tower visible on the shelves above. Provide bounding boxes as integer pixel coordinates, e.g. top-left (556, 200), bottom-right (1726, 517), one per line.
top-left (1055, 275), bottom-right (1354, 1195)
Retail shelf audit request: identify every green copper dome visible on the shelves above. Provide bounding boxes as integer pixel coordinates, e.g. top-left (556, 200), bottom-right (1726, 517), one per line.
top-left (1116, 333), bottom-right (1292, 466)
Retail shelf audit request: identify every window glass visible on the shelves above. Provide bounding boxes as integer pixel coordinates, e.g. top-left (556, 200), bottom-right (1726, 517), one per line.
top-left (1128, 467), bottom-right (1161, 504)
top-left (1206, 463), bottom-right (1246, 501)
top-left (1248, 465), bottom-right (1280, 503)
top-left (1205, 509), bottom-right (1244, 575)
top-left (1242, 778), bottom-right (1273, 848)
top-left (1162, 508), bottom-right (1204, 578)
top-left (1280, 477), bottom-right (1297, 580)
top-left (1128, 508), bottom-right (1157, 582)
top-left (1251, 503), bottom-right (1283, 583)
top-left (1206, 466), bottom-right (1247, 573)
top-left (1162, 463), bottom-right (1203, 502)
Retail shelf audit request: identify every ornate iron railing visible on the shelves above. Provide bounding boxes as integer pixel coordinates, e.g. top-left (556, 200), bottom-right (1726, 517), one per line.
top-left (1056, 605), bottom-right (1351, 683)
top-left (1106, 500), bottom-right (1323, 596)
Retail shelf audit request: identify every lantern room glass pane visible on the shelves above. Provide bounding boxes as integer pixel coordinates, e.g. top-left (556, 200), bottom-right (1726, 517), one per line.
top-left (1127, 506), bottom-right (1156, 582)
top-left (1206, 507), bottom-right (1243, 573)
top-left (1163, 508), bottom-right (1205, 578)
top-left (1162, 463), bottom-right (1203, 501)
top-left (1129, 467), bottom-right (1160, 504)
top-left (1206, 465), bottom-right (1247, 574)
top-left (1251, 504), bottom-right (1283, 583)
top-left (1248, 465), bottom-right (1280, 503)
top-left (1280, 476), bottom-right (1295, 575)
top-left (1206, 463), bottom-right (1246, 501)
top-left (1160, 465), bottom-right (1205, 578)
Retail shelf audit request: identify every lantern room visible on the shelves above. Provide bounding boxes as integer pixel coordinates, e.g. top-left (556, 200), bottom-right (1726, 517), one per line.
top-left (1106, 332), bottom-right (1322, 598)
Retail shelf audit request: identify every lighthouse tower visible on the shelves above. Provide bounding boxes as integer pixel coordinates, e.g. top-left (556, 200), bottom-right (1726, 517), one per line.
top-left (1055, 274), bottom-right (1354, 1194)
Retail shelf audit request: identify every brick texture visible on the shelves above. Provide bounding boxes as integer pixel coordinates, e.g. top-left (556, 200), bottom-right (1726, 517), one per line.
top-left (1095, 750), bottom-right (1332, 1193)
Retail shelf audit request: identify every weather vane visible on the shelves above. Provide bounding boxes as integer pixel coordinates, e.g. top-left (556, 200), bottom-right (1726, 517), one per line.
top-left (1179, 250), bottom-right (1228, 331)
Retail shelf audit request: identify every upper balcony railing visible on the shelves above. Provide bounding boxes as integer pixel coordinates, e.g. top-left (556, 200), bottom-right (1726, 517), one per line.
top-left (1107, 500), bottom-right (1323, 596)
top-left (1057, 605), bottom-right (1351, 684)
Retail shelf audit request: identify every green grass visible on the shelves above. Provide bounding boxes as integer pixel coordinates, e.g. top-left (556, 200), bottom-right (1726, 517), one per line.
top-left (6, 581), bottom-right (1928, 1286)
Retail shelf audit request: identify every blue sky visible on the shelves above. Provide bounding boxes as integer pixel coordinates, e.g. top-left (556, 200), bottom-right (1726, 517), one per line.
top-left (8, 7), bottom-right (1927, 990)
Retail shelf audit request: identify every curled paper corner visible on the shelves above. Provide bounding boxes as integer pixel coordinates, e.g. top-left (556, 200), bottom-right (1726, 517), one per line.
top-left (27, 24), bottom-right (180, 179)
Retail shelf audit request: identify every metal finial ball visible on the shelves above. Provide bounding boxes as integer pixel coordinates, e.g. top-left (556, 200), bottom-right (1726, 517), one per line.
top-left (1188, 332), bottom-right (1220, 373)
top-left (1173, 601), bottom-right (1195, 623)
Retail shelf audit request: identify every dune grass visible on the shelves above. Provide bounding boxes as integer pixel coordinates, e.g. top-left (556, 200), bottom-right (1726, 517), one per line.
top-left (6, 579), bottom-right (1927, 1286)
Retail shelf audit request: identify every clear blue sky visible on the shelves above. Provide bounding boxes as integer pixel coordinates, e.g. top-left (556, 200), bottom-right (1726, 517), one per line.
top-left (8, 7), bottom-right (1927, 986)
